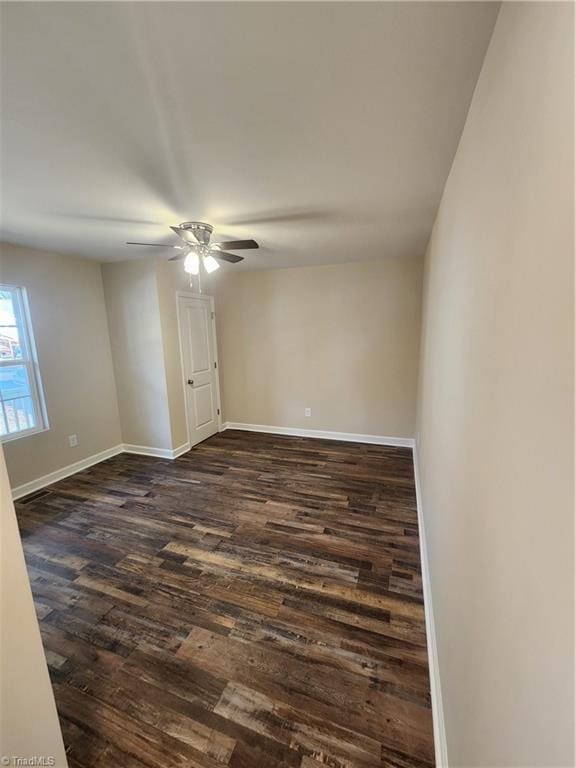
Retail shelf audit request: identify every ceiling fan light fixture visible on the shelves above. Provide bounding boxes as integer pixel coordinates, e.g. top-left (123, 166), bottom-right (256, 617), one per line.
top-left (203, 253), bottom-right (220, 273)
top-left (184, 250), bottom-right (200, 275)
top-left (126, 221), bottom-right (258, 269)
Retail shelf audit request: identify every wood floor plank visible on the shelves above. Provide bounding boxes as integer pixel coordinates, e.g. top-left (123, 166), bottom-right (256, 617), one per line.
top-left (16, 430), bottom-right (434, 767)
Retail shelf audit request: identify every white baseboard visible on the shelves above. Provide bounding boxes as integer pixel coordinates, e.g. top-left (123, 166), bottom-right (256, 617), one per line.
top-left (11, 444), bottom-right (124, 500)
top-left (11, 441), bottom-right (192, 500)
top-left (122, 442), bottom-right (190, 460)
top-left (171, 442), bottom-right (191, 458)
top-left (221, 421), bottom-right (414, 448)
top-left (413, 446), bottom-right (448, 767)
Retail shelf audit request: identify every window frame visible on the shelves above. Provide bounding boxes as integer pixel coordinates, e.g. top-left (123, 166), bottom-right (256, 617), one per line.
top-left (0, 284), bottom-right (49, 442)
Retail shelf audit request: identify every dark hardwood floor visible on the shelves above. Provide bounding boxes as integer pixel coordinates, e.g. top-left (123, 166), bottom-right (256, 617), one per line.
top-left (16, 430), bottom-right (435, 768)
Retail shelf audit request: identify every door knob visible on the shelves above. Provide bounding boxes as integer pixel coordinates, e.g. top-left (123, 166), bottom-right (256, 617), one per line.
top-left (187, 379), bottom-right (194, 386)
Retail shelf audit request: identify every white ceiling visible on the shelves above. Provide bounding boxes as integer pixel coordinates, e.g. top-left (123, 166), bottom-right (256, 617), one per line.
top-left (0, 2), bottom-right (498, 269)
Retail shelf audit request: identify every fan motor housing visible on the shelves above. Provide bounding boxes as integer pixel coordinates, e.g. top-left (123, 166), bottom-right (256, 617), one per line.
top-left (180, 221), bottom-right (213, 245)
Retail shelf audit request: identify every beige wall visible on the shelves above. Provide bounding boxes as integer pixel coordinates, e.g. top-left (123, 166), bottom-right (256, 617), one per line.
top-left (213, 257), bottom-right (422, 438)
top-left (102, 259), bottom-right (173, 451)
top-left (0, 446), bottom-right (67, 766)
top-left (416, 3), bottom-right (574, 766)
top-left (0, 243), bottom-right (121, 489)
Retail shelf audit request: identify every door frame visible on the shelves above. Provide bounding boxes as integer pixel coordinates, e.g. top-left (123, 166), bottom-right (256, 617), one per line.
top-left (175, 291), bottom-right (223, 444)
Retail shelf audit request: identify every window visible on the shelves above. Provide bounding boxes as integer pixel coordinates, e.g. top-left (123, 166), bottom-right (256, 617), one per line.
top-left (0, 285), bottom-right (48, 441)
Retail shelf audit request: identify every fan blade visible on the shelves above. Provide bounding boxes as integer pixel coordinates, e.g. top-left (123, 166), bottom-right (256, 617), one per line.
top-left (126, 242), bottom-right (183, 248)
top-left (212, 239), bottom-right (258, 250)
top-left (214, 251), bottom-right (244, 264)
top-left (170, 226), bottom-right (199, 244)
top-left (169, 252), bottom-right (187, 261)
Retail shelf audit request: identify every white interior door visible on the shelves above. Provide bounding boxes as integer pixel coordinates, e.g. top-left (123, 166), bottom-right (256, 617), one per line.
top-left (177, 295), bottom-right (220, 447)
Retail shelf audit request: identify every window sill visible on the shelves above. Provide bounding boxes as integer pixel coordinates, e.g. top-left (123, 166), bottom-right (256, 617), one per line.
top-left (1, 424), bottom-right (50, 444)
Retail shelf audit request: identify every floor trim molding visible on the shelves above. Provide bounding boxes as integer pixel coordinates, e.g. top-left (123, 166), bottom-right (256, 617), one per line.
top-left (122, 442), bottom-right (191, 460)
top-left (11, 444), bottom-right (124, 500)
top-left (413, 446), bottom-right (449, 767)
top-left (221, 421), bottom-right (414, 448)
top-left (11, 442), bottom-right (192, 499)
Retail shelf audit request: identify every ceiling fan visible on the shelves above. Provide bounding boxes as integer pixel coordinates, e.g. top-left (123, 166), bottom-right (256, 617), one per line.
top-left (126, 221), bottom-right (258, 274)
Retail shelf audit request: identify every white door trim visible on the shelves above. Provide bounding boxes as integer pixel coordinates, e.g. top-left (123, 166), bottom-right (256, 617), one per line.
top-left (175, 292), bottom-right (222, 446)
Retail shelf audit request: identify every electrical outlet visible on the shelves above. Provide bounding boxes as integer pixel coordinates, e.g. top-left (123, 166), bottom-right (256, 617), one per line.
top-left (68, 434), bottom-right (78, 447)
top-left (304, 407), bottom-right (312, 418)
